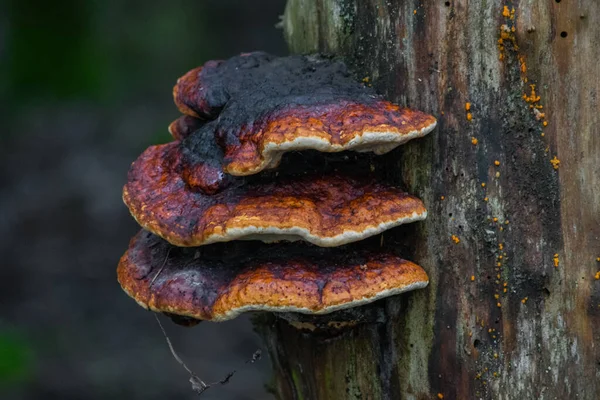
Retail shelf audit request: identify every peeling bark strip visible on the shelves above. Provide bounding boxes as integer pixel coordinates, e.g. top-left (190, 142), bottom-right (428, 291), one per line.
top-left (255, 1), bottom-right (600, 399)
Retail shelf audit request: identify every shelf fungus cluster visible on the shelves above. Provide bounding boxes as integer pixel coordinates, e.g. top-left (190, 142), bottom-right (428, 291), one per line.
top-left (118, 52), bottom-right (437, 325)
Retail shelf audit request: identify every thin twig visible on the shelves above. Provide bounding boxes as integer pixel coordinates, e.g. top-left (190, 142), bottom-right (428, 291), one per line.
top-left (152, 313), bottom-right (262, 396)
top-left (149, 247), bottom-right (172, 289)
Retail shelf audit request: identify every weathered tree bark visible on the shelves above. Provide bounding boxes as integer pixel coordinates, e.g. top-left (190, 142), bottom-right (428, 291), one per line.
top-left (255, 1), bottom-right (600, 399)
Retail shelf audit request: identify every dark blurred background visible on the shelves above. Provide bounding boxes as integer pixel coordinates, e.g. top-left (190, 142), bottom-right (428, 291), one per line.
top-left (0, 1), bottom-right (287, 398)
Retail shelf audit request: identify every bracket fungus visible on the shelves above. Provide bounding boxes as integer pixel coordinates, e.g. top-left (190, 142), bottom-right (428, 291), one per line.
top-left (118, 231), bottom-right (429, 322)
top-left (119, 52), bottom-right (436, 328)
top-left (123, 141), bottom-right (427, 247)
top-left (172, 52), bottom-right (437, 176)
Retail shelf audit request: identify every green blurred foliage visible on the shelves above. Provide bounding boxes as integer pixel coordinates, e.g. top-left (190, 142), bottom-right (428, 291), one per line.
top-left (0, 330), bottom-right (33, 387)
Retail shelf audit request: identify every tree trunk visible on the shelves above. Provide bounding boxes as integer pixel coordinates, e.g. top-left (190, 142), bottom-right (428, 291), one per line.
top-left (256, 1), bottom-right (600, 399)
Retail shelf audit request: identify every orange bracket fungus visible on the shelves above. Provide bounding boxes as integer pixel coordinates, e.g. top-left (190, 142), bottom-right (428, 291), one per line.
top-left (118, 231), bottom-right (429, 322)
top-left (119, 53), bottom-right (436, 333)
top-left (172, 52), bottom-right (436, 176)
top-left (123, 141), bottom-right (426, 248)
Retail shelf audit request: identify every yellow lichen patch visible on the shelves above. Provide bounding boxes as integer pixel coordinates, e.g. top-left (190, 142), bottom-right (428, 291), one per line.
top-left (550, 156), bottom-right (560, 170)
top-left (553, 253), bottom-right (560, 268)
top-left (471, 275), bottom-right (475, 282)
top-left (596, 257), bottom-right (600, 262)
top-left (451, 235), bottom-right (460, 244)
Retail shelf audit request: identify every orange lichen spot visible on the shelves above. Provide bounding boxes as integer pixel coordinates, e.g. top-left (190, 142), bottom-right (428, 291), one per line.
top-left (499, 243), bottom-right (504, 250)
top-left (481, 182), bottom-right (486, 188)
top-left (440, 195), bottom-right (445, 200)
top-left (484, 197), bottom-right (489, 202)
top-left (471, 137), bottom-right (479, 145)
top-left (524, 84), bottom-right (541, 103)
top-left (541, 132), bottom-right (545, 137)
top-left (413, 9), bottom-right (417, 15)
top-left (451, 235), bottom-right (461, 244)
top-left (362, 76), bottom-right (370, 83)
top-left (465, 102), bottom-right (471, 111)
top-left (494, 352), bottom-right (499, 359)
top-left (500, 226), bottom-right (504, 232)
top-left (493, 217), bottom-right (498, 222)
top-left (503, 288), bottom-right (508, 293)
top-left (497, 274), bottom-right (501, 279)
top-left (494, 160), bottom-right (500, 166)
top-left (494, 294), bottom-right (500, 299)
top-left (534, 109), bottom-right (545, 121)
top-left (543, 121), bottom-right (548, 127)
top-left (471, 275), bottom-right (475, 282)
top-left (521, 297), bottom-right (529, 304)
top-left (497, 302), bottom-right (502, 308)
top-left (497, 263), bottom-right (502, 268)
top-left (519, 55), bottom-right (527, 74)
top-left (438, 394), bottom-right (444, 399)
top-left (504, 220), bottom-right (509, 224)
top-left (498, 255), bottom-right (503, 260)
top-left (597, 257), bottom-right (600, 262)
top-left (467, 112), bottom-right (473, 121)
top-left (553, 253), bottom-right (560, 268)
top-left (502, 6), bottom-right (510, 17)
top-left (595, 271), bottom-right (600, 280)
top-left (550, 156), bottom-right (560, 170)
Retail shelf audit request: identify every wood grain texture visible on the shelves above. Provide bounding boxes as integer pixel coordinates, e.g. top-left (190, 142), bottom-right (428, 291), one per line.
top-left (258, 1), bottom-right (600, 399)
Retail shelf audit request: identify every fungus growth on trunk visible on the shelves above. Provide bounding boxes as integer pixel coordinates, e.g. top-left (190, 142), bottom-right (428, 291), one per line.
top-left (117, 51), bottom-right (436, 389)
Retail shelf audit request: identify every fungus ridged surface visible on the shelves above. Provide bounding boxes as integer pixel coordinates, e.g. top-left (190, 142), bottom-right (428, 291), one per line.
top-left (123, 141), bottom-right (427, 248)
top-left (172, 52), bottom-right (437, 176)
top-left (118, 231), bottom-right (429, 322)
